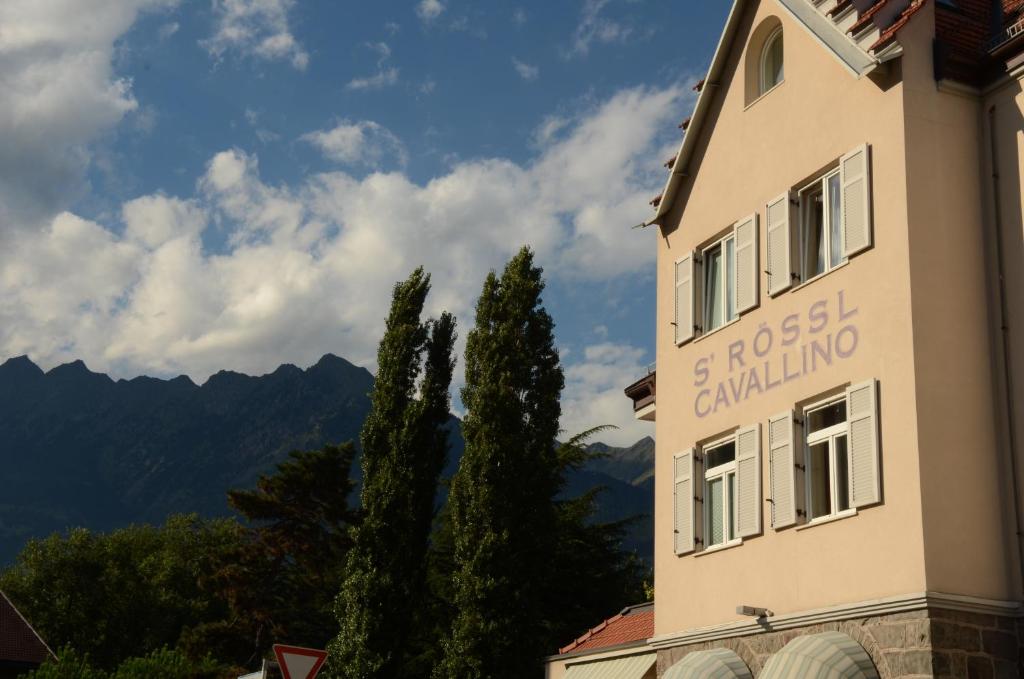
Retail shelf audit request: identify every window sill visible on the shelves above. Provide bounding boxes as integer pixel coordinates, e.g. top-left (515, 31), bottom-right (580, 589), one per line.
top-left (694, 538), bottom-right (743, 557)
top-left (744, 80), bottom-right (785, 111)
top-left (693, 316), bottom-right (741, 344)
top-left (795, 508), bottom-right (857, 531)
top-left (790, 259), bottom-right (850, 294)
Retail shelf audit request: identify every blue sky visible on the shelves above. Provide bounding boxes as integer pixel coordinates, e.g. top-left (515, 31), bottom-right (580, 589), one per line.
top-left (0, 0), bottom-right (729, 444)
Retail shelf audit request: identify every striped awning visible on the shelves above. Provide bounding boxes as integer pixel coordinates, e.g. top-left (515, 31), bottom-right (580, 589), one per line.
top-left (564, 653), bottom-right (655, 679)
top-left (662, 647), bottom-right (752, 679)
top-left (759, 631), bottom-right (879, 679)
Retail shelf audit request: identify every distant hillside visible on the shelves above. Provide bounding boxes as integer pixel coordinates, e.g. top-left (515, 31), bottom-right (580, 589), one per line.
top-left (0, 355), bottom-right (654, 564)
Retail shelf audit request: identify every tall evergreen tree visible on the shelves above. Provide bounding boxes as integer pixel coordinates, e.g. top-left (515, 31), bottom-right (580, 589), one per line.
top-left (436, 247), bottom-right (564, 679)
top-left (329, 268), bottom-right (457, 679)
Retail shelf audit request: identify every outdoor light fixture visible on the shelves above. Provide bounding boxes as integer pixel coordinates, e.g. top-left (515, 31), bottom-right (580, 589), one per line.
top-left (736, 605), bottom-right (773, 618)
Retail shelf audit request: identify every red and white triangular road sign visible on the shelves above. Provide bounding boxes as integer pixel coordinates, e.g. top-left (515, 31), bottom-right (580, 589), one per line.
top-left (272, 644), bottom-right (328, 679)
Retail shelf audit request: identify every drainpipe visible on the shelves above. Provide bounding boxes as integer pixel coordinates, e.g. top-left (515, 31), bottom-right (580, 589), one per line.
top-left (987, 104), bottom-right (1024, 593)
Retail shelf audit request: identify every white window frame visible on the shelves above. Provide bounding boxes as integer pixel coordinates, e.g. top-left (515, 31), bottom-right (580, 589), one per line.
top-left (759, 26), bottom-right (784, 95)
top-left (701, 233), bottom-right (737, 335)
top-left (703, 434), bottom-right (741, 549)
top-left (797, 168), bottom-right (846, 285)
top-left (803, 395), bottom-right (854, 522)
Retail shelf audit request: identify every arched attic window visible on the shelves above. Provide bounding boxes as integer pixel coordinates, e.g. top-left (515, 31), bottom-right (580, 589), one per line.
top-left (744, 17), bottom-right (784, 105)
top-left (760, 26), bottom-right (784, 94)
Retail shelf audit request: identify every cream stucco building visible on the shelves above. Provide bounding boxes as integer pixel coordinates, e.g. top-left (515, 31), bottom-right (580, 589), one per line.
top-left (618, 0), bottom-right (1024, 677)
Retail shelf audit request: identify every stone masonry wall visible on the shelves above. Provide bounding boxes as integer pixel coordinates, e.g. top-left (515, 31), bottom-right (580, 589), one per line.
top-left (655, 607), bottom-right (1022, 678)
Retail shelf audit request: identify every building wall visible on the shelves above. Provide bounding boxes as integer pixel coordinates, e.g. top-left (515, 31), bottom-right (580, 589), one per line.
top-left (654, 0), bottom-right (925, 636)
top-left (980, 55), bottom-right (1024, 604)
top-left (898, 3), bottom-right (1023, 603)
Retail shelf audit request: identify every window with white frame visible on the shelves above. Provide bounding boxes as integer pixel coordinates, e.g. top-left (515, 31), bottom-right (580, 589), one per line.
top-left (766, 144), bottom-right (873, 297)
top-left (798, 169), bottom-right (845, 282)
top-left (804, 397), bottom-right (851, 520)
top-left (673, 425), bottom-right (761, 556)
top-left (702, 234), bottom-right (737, 334)
top-left (760, 27), bottom-right (784, 95)
top-left (673, 215), bottom-right (758, 345)
top-left (768, 380), bottom-right (882, 531)
top-left (704, 438), bottom-right (738, 547)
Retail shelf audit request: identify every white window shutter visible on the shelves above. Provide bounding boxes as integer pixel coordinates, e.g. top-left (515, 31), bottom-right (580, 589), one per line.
top-left (847, 379), bottom-right (881, 507)
top-left (766, 193), bottom-right (792, 296)
top-left (841, 144), bottom-right (873, 257)
top-left (674, 253), bottom-right (695, 345)
top-left (733, 214), bottom-right (759, 314)
top-left (673, 449), bottom-right (697, 555)
top-left (735, 424), bottom-right (761, 538)
top-left (768, 411), bottom-right (799, 529)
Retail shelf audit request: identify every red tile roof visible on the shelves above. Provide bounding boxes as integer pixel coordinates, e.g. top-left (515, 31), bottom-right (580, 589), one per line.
top-left (558, 603), bottom-right (655, 655)
top-left (0, 591), bottom-right (54, 666)
top-left (870, 0), bottom-right (928, 52)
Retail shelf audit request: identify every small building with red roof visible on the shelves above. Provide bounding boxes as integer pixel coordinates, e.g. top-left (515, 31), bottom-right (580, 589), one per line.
top-left (0, 591), bottom-right (55, 678)
top-left (544, 603), bottom-right (655, 679)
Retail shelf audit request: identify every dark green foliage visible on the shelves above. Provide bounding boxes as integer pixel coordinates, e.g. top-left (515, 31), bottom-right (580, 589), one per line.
top-left (540, 429), bottom-right (648, 647)
top-left (0, 516), bottom-right (241, 672)
top-left (329, 268), bottom-right (457, 679)
top-left (189, 444), bottom-right (359, 666)
top-left (26, 646), bottom-right (221, 679)
top-left (437, 248), bottom-right (565, 679)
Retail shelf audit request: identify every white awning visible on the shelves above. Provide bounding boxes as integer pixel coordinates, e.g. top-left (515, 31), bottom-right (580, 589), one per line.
top-left (565, 653), bottom-right (656, 679)
top-left (759, 631), bottom-right (879, 679)
top-left (663, 647), bottom-right (753, 679)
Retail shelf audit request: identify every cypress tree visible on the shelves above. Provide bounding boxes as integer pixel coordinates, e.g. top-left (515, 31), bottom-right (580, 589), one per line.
top-left (435, 247), bottom-right (564, 679)
top-left (329, 268), bottom-right (457, 679)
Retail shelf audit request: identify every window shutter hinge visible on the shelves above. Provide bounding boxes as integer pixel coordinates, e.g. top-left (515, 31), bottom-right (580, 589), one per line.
top-left (793, 416), bottom-right (804, 425)
top-left (695, 538), bottom-right (704, 545)
top-left (791, 272), bottom-right (801, 282)
top-left (789, 197), bottom-right (799, 206)
top-left (794, 463), bottom-right (806, 471)
top-left (797, 509), bottom-right (807, 517)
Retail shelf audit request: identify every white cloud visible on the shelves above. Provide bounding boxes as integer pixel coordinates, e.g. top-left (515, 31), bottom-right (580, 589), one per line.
top-left (562, 342), bottom-right (653, 446)
top-left (512, 58), bottom-right (539, 81)
top-left (347, 42), bottom-right (399, 90)
top-left (568, 0), bottom-right (632, 58)
top-left (204, 0), bottom-right (309, 70)
top-left (0, 0), bottom-right (179, 225)
top-left (346, 67), bottom-right (399, 91)
top-left (158, 21), bottom-right (180, 40)
top-left (302, 120), bottom-right (407, 168)
top-left (0, 83), bottom-right (689, 441)
top-left (416, 0), bottom-right (444, 22)
top-left (513, 8), bottom-right (527, 25)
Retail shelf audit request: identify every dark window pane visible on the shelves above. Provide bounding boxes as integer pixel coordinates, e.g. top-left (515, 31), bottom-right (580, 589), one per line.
top-left (807, 400), bottom-right (846, 433)
top-left (706, 441), bottom-right (736, 470)
top-left (835, 436), bottom-right (850, 512)
top-left (809, 441), bottom-right (831, 519)
top-left (802, 186), bottom-right (825, 279)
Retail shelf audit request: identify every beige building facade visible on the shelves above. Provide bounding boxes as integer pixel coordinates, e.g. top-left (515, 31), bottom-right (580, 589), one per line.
top-left (624, 0), bottom-right (1024, 676)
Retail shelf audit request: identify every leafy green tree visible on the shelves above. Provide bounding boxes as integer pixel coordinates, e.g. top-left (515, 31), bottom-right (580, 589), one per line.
top-left (187, 443), bottom-right (359, 666)
top-left (27, 646), bottom-right (221, 679)
top-left (0, 516), bottom-right (241, 671)
top-left (540, 428), bottom-right (648, 648)
top-left (436, 247), bottom-right (564, 679)
top-left (329, 268), bottom-right (457, 679)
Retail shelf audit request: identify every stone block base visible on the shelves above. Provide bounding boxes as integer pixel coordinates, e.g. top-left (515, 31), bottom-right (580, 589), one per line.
top-left (656, 608), bottom-right (1023, 678)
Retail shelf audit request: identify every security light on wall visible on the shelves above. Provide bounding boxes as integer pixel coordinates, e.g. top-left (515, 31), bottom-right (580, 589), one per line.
top-left (736, 605), bottom-right (773, 618)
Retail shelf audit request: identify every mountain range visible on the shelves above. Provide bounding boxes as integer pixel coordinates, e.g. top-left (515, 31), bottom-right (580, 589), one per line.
top-left (0, 354), bottom-right (653, 565)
